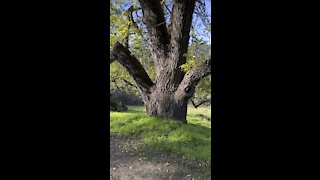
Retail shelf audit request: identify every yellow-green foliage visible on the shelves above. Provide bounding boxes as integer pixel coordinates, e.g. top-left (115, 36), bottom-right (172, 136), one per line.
top-left (110, 1), bottom-right (132, 46)
top-left (110, 13), bottom-right (131, 46)
top-left (180, 53), bottom-right (197, 73)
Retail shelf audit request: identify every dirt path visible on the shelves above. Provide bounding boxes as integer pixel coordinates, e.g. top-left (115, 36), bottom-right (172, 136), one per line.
top-left (110, 135), bottom-right (211, 180)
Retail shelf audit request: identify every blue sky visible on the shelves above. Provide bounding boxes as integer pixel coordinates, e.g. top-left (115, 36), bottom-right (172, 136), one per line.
top-left (204, 0), bottom-right (211, 44)
top-left (192, 0), bottom-right (211, 44)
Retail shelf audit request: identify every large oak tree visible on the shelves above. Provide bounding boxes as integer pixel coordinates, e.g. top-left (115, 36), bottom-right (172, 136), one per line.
top-left (110, 0), bottom-right (211, 123)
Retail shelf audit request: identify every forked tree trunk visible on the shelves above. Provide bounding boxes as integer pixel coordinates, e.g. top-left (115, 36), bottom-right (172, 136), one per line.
top-left (110, 0), bottom-right (211, 123)
top-left (111, 42), bottom-right (210, 123)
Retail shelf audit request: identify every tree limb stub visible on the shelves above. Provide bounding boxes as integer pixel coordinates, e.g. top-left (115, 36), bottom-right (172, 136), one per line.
top-left (111, 42), bottom-right (154, 93)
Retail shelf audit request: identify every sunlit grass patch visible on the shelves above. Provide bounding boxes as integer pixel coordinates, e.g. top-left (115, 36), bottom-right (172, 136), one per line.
top-left (127, 105), bottom-right (146, 113)
top-left (187, 105), bottom-right (211, 117)
top-left (110, 105), bottom-right (211, 163)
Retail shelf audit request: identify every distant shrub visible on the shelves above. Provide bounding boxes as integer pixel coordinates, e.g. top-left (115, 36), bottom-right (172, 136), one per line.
top-left (110, 100), bottom-right (128, 112)
top-left (110, 89), bottom-right (144, 106)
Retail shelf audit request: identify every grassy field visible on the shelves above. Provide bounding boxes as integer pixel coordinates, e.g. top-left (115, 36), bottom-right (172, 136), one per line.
top-left (110, 105), bottom-right (211, 164)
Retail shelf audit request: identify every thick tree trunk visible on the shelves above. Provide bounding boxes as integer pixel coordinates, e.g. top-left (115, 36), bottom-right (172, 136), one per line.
top-left (111, 42), bottom-right (210, 123)
top-left (143, 90), bottom-right (188, 124)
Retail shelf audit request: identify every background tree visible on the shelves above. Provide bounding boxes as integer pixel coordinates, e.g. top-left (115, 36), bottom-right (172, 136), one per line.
top-left (110, 0), bottom-right (211, 123)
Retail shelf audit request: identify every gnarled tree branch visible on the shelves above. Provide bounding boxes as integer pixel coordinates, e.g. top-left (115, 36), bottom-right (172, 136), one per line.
top-left (138, 0), bottom-right (170, 55)
top-left (124, 6), bottom-right (143, 48)
top-left (170, 0), bottom-right (196, 84)
top-left (175, 57), bottom-right (211, 100)
top-left (111, 42), bottom-right (154, 93)
top-left (110, 77), bottom-right (138, 91)
top-left (121, 77), bottom-right (138, 90)
top-left (190, 98), bottom-right (211, 108)
top-left (127, 6), bottom-right (142, 29)
top-left (170, 0), bottom-right (196, 49)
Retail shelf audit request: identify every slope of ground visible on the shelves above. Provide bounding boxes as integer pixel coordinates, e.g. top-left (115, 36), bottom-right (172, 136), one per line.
top-left (110, 106), bottom-right (211, 179)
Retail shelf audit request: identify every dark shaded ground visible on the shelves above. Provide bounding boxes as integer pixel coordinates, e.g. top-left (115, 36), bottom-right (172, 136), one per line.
top-left (110, 135), bottom-right (211, 180)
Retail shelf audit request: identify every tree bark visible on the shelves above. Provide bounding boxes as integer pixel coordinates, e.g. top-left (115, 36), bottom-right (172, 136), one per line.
top-left (111, 42), bottom-right (154, 94)
top-left (144, 89), bottom-right (188, 124)
top-left (110, 0), bottom-right (210, 123)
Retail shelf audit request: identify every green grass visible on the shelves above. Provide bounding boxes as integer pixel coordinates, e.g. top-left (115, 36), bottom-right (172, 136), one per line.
top-left (110, 105), bottom-right (211, 163)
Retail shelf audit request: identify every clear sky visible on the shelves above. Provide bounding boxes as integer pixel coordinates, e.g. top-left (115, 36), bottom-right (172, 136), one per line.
top-left (194, 0), bottom-right (211, 44)
top-left (205, 0), bottom-right (211, 44)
